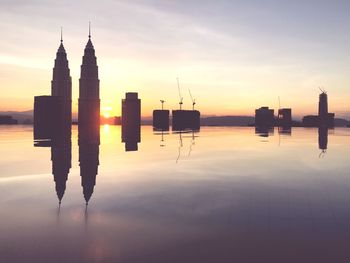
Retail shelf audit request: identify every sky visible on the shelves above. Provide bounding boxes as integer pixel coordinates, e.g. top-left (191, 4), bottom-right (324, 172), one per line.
top-left (1, 0), bottom-right (350, 118)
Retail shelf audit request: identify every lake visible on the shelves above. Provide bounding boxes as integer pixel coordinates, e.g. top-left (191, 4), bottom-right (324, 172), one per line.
top-left (1, 125), bottom-right (350, 262)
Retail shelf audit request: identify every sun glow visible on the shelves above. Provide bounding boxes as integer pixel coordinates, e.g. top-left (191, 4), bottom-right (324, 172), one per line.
top-left (102, 106), bottom-right (112, 118)
top-left (103, 124), bottom-right (110, 133)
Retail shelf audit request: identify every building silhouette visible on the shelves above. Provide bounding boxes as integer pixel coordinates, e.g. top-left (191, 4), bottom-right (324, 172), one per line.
top-left (153, 110), bottom-right (170, 131)
top-left (255, 107), bottom-right (274, 127)
top-left (78, 27), bottom-right (100, 205)
top-left (277, 108), bottom-right (292, 127)
top-left (153, 99), bottom-right (169, 131)
top-left (302, 115), bottom-right (319, 127)
top-left (78, 26), bottom-right (100, 145)
top-left (172, 110), bottom-right (200, 131)
top-left (302, 91), bottom-right (335, 128)
top-left (319, 92), bottom-right (335, 127)
top-left (34, 96), bottom-right (60, 141)
top-left (51, 32), bottom-right (72, 132)
top-left (34, 31), bottom-right (72, 141)
top-left (319, 92), bottom-right (328, 119)
top-left (122, 92), bottom-right (141, 151)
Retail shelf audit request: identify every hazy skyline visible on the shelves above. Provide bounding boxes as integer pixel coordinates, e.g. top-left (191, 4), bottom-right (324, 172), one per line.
top-left (1, 0), bottom-right (350, 118)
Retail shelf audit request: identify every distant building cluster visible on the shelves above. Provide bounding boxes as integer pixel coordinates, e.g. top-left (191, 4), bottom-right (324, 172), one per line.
top-left (255, 91), bottom-right (335, 129)
top-left (0, 115), bottom-right (17, 124)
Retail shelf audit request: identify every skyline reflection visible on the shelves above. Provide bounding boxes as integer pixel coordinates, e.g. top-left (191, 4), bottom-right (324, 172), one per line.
top-left (1, 125), bottom-right (347, 263)
top-left (31, 126), bottom-right (335, 206)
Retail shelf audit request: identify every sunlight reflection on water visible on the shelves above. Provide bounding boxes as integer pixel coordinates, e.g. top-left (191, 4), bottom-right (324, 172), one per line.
top-left (1, 125), bottom-right (350, 262)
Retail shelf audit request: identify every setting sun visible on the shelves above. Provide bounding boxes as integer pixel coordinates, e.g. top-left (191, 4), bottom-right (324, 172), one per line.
top-left (102, 106), bottom-right (112, 118)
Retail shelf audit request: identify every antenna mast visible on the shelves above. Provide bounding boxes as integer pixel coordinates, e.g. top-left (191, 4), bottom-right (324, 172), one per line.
top-left (177, 77), bottom-right (183, 110)
top-left (88, 21), bottom-right (91, 39)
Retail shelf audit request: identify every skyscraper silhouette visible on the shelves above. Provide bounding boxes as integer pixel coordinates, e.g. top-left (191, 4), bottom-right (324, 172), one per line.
top-left (78, 24), bottom-right (100, 143)
top-left (34, 30), bottom-right (72, 141)
top-left (318, 92), bottom-right (328, 119)
top-left (51, 29), bottom-right (72, 131)
top-left (318, 91), bottom-right (335, 127)
top-left (78, 24), bottom-right (100, 205)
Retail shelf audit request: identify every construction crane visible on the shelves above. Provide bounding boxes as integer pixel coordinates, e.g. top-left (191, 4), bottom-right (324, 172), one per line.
top-left (177, 77), bottom-right (183, 110)
top-left (160, 100), bottom-right (165, 110)
top-left (188, 88), bottom-right (196, 110)
top-left (176, 131), bottom-right (183, 163)
top-left (159, 130), bottom-right (166, 147)
top-left (319, 87), bottom-right (326, 94)
top-left (187, 130), bottom-right (196, 157)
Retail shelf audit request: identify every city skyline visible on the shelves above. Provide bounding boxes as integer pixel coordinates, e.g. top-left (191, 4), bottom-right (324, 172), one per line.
top-left (1, 0), bottom-right (350, 119)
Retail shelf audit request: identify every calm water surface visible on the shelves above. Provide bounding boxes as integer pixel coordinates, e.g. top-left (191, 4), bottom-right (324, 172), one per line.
top-left (1, 125), bottom-right (350, 262)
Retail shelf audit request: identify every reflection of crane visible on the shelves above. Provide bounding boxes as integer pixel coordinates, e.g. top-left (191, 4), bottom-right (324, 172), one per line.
top-left (319, 149), bottom-right (326, 158)
top-left (188, 88), bottom-right (196, 110)
top-left (176, 131), bottom-right (183, 163)
top-left (160, 130), bottom-right (166, 147)
top-left (187, 130), bottom-right (196, 157)
top-left (160, 100), bottom-right (165, 110)
top-left (177, 77), bottom-right (183, 110)
top-left (175, 130), bottom-right (198, 162)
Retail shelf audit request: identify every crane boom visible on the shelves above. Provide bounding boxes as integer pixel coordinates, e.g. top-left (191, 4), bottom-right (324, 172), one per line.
top-left (188, 88), bottom-right (196, 110)
top-left (319, 87), bottom-right (326, 94)
top-left (177, 77), bottom-right (182, 100)
top-left (188, 88), bottom-right (194, 103)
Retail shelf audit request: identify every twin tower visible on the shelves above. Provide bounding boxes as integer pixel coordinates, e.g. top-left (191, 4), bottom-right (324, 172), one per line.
top-left (34, 28), bottom-right (100, 140)
top-left (34, 28), bottom-right (101, 206)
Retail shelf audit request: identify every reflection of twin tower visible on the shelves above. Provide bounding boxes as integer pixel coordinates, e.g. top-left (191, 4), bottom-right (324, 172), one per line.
top-left (78, 30), bottom-right (100, 205)
top-left (34, 28), bottom-right (100, 205)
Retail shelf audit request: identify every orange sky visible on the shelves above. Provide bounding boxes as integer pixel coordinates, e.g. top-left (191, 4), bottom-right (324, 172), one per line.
top-left (1, 1), bottom-right (350, 119)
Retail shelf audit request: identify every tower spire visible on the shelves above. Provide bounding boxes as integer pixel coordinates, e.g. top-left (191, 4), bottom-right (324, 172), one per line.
top-left (60, 26), bottom-right (63, 43)
top-left (88, 21), bottom-right (91, 39)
